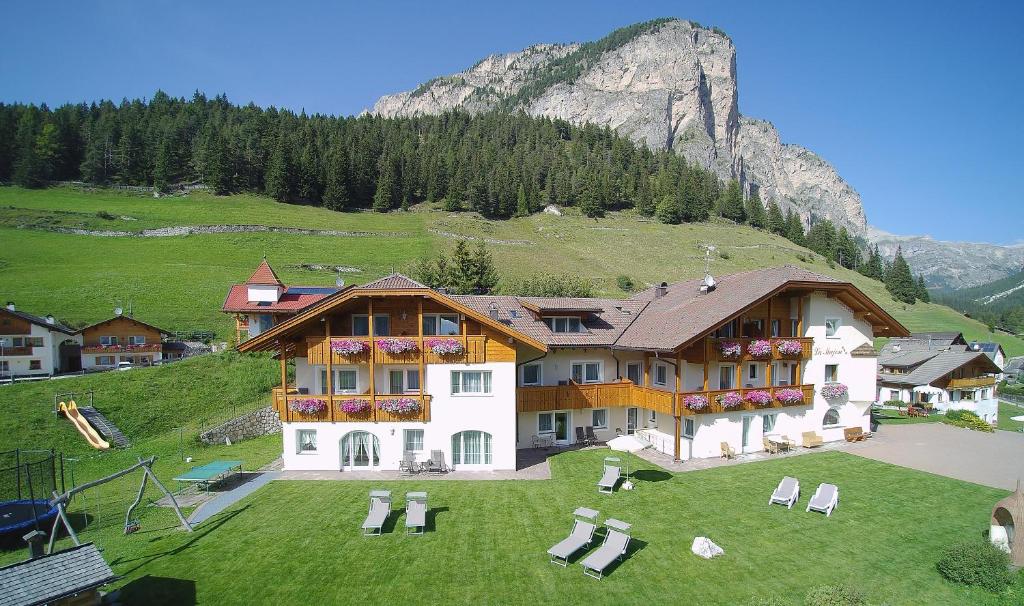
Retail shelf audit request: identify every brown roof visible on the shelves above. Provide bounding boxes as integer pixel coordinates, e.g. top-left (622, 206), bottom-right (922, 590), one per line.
top-left (518, 299), bottom-right (607, 314)
top-left (246, 260), bottom-right (284, 286)
top-left (76, 315), bottom-right (170, 336)
top-left (362, 274), bottom-right (428, 290)
top-left (850, 342), bottom-right (879, 358)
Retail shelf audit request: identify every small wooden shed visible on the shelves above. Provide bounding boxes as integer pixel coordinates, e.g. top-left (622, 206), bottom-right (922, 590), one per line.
top-left (991, 479), bottom-right (1024, 568)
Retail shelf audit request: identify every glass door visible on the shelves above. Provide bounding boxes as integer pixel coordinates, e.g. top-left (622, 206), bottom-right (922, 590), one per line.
top-left (554, 412), bottom-right (569, 443)
top-left (741, 415), bottom-right (755, 453)
top-left (627, 407), bottom-right (638, 435)
top-left (341, 431), bottom-right (380, 469)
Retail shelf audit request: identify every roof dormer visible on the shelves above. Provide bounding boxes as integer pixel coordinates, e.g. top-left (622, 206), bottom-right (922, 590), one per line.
top-left (246, 259), bottom-right (285, 304)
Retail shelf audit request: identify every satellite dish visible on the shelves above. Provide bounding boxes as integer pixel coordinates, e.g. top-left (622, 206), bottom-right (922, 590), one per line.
top-left (335, 277), bottom-right (345, 287)
top-left (707, 245), bottom-right (716, 252)
top-left (704, 274), bottom-right (716, 288)
top-left (114, 307), bottom-right (123, 316)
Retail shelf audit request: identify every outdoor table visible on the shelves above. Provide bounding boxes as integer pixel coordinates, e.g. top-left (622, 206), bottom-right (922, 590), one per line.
top-left (173, 460), bottom-right (243, 493)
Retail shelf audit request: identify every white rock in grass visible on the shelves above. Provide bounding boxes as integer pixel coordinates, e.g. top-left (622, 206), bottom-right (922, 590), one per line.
top-left (691, 536), bottom-right (724, 559)
top-left (543, 204), bottom-right (562, 216)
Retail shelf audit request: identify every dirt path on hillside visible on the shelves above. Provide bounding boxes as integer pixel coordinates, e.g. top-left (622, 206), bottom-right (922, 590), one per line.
top-left (40, 224), bottom-right (407, 238)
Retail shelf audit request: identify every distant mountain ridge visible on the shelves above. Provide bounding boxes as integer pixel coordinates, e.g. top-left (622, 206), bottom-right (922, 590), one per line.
top-left (870, 228), bottom-right (1024, 290)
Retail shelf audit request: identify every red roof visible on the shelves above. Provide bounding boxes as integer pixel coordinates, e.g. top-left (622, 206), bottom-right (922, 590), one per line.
top-left (221, 285), bottom-right (338, 313)
top-left (246, 260), bottom-right (284, 286)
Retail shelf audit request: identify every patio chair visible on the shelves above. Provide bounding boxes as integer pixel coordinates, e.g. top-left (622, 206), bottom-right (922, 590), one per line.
top-left (580, 519), bottom-right (632, 580)
top-left (597, 457), bottom-right (621, 494)
top-left (720, 442), bottom-right (736, 459)
top-left (843, 427), bottom-right (865, 442)
top-left (806, 483), bottom-right (839, 517)
top-left (769, 476), bottom-right (800, 509)
top-left (547, 507), bottom-right (599, 566)
top-left (426, 449), bottom-right (448, 473)
top-left (361, 490), bottom-right (391, 536)
top-left (585, 426), bottom-right (598, 444)
top-left (780, 435), bottom-right (797, 451)
top-left (762, 437), bottom-right (779, 455)
top-left (575, 426), bottom-right (587, 445)
top-left (405, 492), bottom-right (427, 535)
top-left (399, 451), bottom-right (420, 474)
top-left (801, 432), bottom-right (823, 448)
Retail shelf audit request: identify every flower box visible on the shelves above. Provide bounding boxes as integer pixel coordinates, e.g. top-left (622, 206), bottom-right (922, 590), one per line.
top-left (718, 341), bottom-right (742, 359)
top-left (820, 383), bottom-right (849, 400)
top-left (716, 391), bottom-right (743, 410)
top-left (338, 398), bottom-right (371, 414)
top-left (774, 388), bottom-right (805, 405)
top-left (425, 337), bottom-right (464, 356)
top-left (289, 398), bottom-right (326, 415)
top-left (376, 338), bottom-right (419, 355)
top-left (376, 397), bottom-right (420, 414)
top-left (683, 394), bottom-right (709, 411)
top-left (747, 340), bottom-right (772, 358)
top-left (775, 339), bottom-right (804, 357)
top-left (331, 339), bottom-right (369, 356)
top-left (744, 389), bottom-right (773, 406)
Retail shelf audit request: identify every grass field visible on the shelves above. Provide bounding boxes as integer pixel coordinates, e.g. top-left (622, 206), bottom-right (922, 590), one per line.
top-left (998, 400), bottom-right (1024, 432)
top-left (2, 185), bottom-right (1022, 356)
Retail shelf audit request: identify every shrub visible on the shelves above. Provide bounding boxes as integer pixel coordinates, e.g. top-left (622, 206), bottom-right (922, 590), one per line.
top-left (719, 250), bottom-right (732, 260)
top-left (943, 410), bottom-right (994, 432)
top-left (936, 540), bottom-right (1013, 593)
top-left (882, 399), bottom-right (904, 407)
top-left (803, 584), bottom-right (865, 606)
top-left (616, 275), bottom-right (636, 292)
top-left (96, 210), bottom-right (116, 220)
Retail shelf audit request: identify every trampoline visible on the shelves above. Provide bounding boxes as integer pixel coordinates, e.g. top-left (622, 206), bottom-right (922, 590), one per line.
top-left (0, 449), bottom-right (66, 542)
top-left (0, 499), bottom-right (58, 536)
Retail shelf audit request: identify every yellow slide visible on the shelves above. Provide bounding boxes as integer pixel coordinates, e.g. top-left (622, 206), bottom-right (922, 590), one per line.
top-left (59, 400), bottom-right (110, 450)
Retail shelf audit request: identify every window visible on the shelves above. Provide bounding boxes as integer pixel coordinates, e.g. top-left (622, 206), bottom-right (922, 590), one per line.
top-left (822, 408), bottom-right (840, 427)
top-left (743, 319), bottom-right (764, 338)
top-left (791, 319), bottom-right (799, 337)
top-left (648, 410), bottom-right (657, 425)
top-left (771, 319), bottom-right (781, 338)
top-left (825, 318), bottom-right (841, 339)
top-left (748, 364), bottom-right (758, 381)
top-left (423, 313), bottom-right (460, 336)
top-left (8, 337), bottom-right (24, 347)
top-left (389, 369), bottom-right (420, 393)
top-left (127, 335), bottom-right (145, 345)
top-left (451, 431), bottom-right (492, 465)
top-left (522, 363), bottom-right (541, 386)
top-left (29, 360), bottom-right (41, 370)
top-left (538, 412), bottom-right (553, 433)
top-left (543, 316), bottom-right (584, 333)
top-left (96, 356), bottom-right (114, 366)
top-left (682, 418), bottom-right (695, 439)
top-left (714, 321), bottom-right (735, 338)
top-left (99, 336), bottom-right (118, 346)
top-left (825, 364), bottom-right (839, 383)
top-left (297, 429), bottom-right (318, 453)
top-left (25, 337), bottom-right (44, 347)
top-left (320, 368), bottom-right (358, 394)
top-left (763, 413), bottom-right (777, 433)
top-left (352, 314), bottom-right (390, 336)
top-left (404, 429), bottom-right (424, 452)
top-left (592, 409), bottom-right (608, 429)
top-left (0, 361), bottom-right (7, 372)
top-left (571, 361), bottom-right (601, 384)
top-left (888, 389), bottom-right (900, 401)
top-left (626, 362), bottom-right (642, 385)
top-left (719, 365), bottom-right (735, 389)
top-left (654, 364), bottom-right (668, 387)
top-left (451, 370), bottom-right (492, 395)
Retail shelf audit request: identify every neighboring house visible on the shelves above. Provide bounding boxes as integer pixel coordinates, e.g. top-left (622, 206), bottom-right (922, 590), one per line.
top-left (878, 332), bottom-right (1003, 423)
top-left (968, 341), bottom-right (1007, 380)
top-left (238, 265), bottom-right (908, 471)
top-left (1005, 356), bottom-right (1024, 383)
top-left (0, 302), bottom-right (82, 378)
top-left (0, 542), bottom-right (117, 606)
top-left (77, 314), bottom-right (170, 370)
top-left (222, 259), bottom-right (342, 344)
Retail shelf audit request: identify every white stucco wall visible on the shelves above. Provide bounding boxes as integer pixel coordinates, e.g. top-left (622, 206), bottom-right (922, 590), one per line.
top-left (0, 323), bottom-right (77, 376)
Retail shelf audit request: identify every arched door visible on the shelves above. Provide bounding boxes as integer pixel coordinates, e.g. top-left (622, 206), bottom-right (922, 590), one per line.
top-left (340, 431), bottom-right (380, 470)
top-left (451, 431), bottom-right (493, 469)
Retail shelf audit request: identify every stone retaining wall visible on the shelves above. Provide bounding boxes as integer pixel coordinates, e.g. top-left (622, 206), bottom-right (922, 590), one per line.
top-left (199, 406), bottom-right (281, 445)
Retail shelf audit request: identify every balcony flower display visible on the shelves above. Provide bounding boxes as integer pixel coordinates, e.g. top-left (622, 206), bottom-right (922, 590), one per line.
top-left (289, 398), bottom-right (326, 415)
top-left (744, 389), bottom-right (773, 406)
top-left (338, 398), bottom-right (371, 414)
top-left (718, 341), bottom-right (742, 359)
top-left (331, 339), bottom-right (369, 356)
top-left (775, 339), bottom-right (804, 357)
top-left (747, 340), bottom-right (772, 358)
top-left (376, 338), bottom-right (419, 355)
top-left (820, 383), bottom-right (849, 400)
top-left (683, 394), bottom-right (709, 411)
top-left (425, 337), bottom-right (464, 356)
top-left (774, 388), bottom-right (805, 405)
top-left (376, 397), bottom-right (420, 414)
top-left (716, 391), bottom-right (743, 410)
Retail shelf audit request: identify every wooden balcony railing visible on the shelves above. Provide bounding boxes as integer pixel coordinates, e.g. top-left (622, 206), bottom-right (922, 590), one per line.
top-left (0, 346), bottom-right (33, 356)
top-left (947, 376), bottom-right (997, 390)
top-left (306, 335), bottom-right (488, 366)
top-left (706, 337), bottom-right (813, 362)
top-left (81, 344), bottom-right (163, 354)
top-left (271, 387), bottom-right (432, 423)
top-left (515, 382), bottom-right (815, 416)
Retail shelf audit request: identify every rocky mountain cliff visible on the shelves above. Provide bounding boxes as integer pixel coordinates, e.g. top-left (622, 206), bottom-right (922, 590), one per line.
top-left (870, 228), bottom-right (1024, 290)
top-left (372, 19), bottom-right (867, 235)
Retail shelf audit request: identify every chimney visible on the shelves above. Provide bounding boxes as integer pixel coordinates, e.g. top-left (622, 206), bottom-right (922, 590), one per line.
top-left (23, 530), bottom-right (46, 559)
top-left (488, 302), bottom-right (500, 321)
top-left (45, 315), bottom-right (55, 325)
top-left (5, 302), bottom-right (14, 312)
top-left (654, 282), bottom-right (669, 299)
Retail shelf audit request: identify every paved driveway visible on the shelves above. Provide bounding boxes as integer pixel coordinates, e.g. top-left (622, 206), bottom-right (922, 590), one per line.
top-left (852, 423), bottom-right (1024, 491)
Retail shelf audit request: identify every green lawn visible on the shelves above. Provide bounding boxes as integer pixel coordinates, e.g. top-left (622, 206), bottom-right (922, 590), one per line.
top-left (998, 400), bottom-right (1024, 432)
top-left (872, 408), bottom-right (942, 425)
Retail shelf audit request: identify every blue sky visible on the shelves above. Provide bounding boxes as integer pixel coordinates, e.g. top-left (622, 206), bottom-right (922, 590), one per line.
top-left (2, 0), bottom-right (1021, 244)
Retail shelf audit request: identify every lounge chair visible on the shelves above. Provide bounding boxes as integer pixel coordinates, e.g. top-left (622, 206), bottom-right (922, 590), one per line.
top-left (597, 457), bottom-right (621, 494)
top-left (769, 476), bottom-right (800, 509)
top-left (580, 519), bottom-right (632, 580)
top-left (801, 431), bottom-right (823, 448)
top-left (762, 437), bottom-right (779, 455)
top-left (405, 492), bottom-right (427, 535)
top-left (585, 426), bottom-right (599, 444)
top-left (547, 507), bottom-right (599, 566)
top-left (806, 483), bottom-right (839, 517)
top-left (362, 490), bottom-right (391, 536)
top-left (399, 451), bottom-right (420, 474)
top-left (720, 442), bottom-right (736, 459)
top-left (427, 449), bottom-right (448, 473)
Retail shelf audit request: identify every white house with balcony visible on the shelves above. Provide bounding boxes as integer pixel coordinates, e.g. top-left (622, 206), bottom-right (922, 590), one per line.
top-left (0, 302), bottom-right (81, 378)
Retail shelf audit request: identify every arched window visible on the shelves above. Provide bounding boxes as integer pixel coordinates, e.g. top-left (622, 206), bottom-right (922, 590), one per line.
top-left (340, 431), bottom-right (380, 469)
top-left (822, 407), bottom-right (840, 427)
top-left (451, 431), bottom-right (492, 466)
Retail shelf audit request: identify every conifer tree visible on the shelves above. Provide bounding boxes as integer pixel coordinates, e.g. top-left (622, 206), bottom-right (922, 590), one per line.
top-left (766, 198), bottom-right (785, 235)
top-left (915, 275), bottom-right (931, 303)
top-left (515, 183), bottom-right (529, 217)
top-left (578, 177), bottom-right (605, 218)
top-left (806, 219), bottom-right (838, 260)
top-left (885, 246), bottom-right (918, 304)
top-left (450, 241), bottom-right (477, 294)
top-left (717, 179), bottom-right (745, 222)
top-left (322, 148), bottom-right (350, 211)
top-left (784, 210), bottom-right (806, 246)
top-left (265, 135), bottom-right (293, 202)
top-left (471, 242), bottom-right (498, 294)
top-left (655, 195), bottom-right (682, 224)
top-left (373, 154), bottom-right (398, 212)
top-left (745, 190), bottom-right (767, 229)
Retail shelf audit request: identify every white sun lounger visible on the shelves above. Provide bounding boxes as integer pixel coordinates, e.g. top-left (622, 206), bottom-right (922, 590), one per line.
top-left (405, 492), bottom-right (427, 535)
top-left (581, 519), bottom-right (632, 580)
top-left (362, 490), bottom-right (391, 536)
top-left (805, 483), bottom-right (838, 517)
top-left (769, 476), bottom-right (800, 509)
top-left (597, 457), bottom-right (621, 494)
top-left (547, 507), bottom-right (599, 566)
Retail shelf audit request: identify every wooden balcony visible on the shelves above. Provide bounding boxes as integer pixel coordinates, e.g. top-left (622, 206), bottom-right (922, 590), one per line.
top-left (0, 346), bottom-right (33, 356)
top-left (706, 337), bottom-right (813, 362)
top-left (947, 376), bottom-right (997, 390)
top-left (677, 384), bottom-right (815, 416)
top-left (306, 335), bottom-right (488, 366)
top-left (82, 343), bottom-right (163, 354)
top-left (272, 387), bottom-right (432, 423)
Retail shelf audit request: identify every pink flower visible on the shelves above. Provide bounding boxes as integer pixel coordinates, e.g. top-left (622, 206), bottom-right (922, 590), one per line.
top-left (289, 398), bottom-right (326, 415)
top-left (376, 397), bottom-right (420, 414)
top-left (744, 389), bottom-right (772, 406)
top-left (719, 341), bottom-right (742, 358)
top-left (338, 399), bottom-right (371, 414)
top-left (775, 340), bottom-right (804, 356)
top-left (683, 394), bottom-right (709, 411)
top-left (747, 340), bottom-right (772, 357)
top-left (425, 337), bottom-right (464, 356)
top-left (821, 383), bottom-right (848, 400)
top-left (331, 339), bottom-right (369, 356)
top-left (717, 391), bottom-right (743, 409)
top-left (774, 388), bottom-right (805, 405)
top-left (376, 338), bottom-right (419, 355)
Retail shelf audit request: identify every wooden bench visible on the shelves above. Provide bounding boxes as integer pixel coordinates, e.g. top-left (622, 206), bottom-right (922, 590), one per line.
top-left (844, 427), bottom-right (866, 442)
top-left (801, 431), bottom-right (823, 448)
